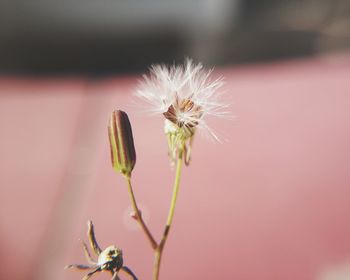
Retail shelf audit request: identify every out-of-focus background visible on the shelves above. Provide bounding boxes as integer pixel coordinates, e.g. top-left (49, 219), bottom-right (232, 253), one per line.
top-left (1, 1), bottom-right (350, 280)
top-left (1, 0), bottom-right (350, 74)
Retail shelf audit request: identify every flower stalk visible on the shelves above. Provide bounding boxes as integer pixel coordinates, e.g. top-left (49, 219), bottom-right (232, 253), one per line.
top-left (125, 175), bottom-right (158, 250)
top-left (153, 144), bottom-right (184, 280)
top-left (107, 109), bottom-right (186, 278)
top-left (108, 110), bottom-right (158, 249)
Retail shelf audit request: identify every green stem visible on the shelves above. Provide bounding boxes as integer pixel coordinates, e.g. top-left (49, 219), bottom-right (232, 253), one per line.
top-left (125, 176), bottom-right (158, 250)
top-left (153, 147), bottom-right (184, 280)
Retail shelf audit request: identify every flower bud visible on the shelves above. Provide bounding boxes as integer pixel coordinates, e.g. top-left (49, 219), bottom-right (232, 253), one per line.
top-left (108, 110), bottom-right (136, 177)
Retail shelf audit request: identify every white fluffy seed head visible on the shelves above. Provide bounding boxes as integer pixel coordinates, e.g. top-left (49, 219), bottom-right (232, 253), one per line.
top-left (135, 58), bottom-right (230, 141)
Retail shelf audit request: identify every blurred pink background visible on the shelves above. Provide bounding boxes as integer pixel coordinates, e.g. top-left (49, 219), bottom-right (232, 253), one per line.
top-left (1, 53), bottom-right (350, 280)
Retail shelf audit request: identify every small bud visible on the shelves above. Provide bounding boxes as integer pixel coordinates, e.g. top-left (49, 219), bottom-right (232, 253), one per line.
top-left (130, 210), bottom-right (142, 220)
top-left (108, 110), bottom-right (136, 177)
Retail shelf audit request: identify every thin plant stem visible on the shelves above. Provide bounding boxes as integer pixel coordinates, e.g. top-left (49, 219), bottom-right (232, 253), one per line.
top-left (153, 147), bottom-right (184, 280)
top-left (125, 176), bottom-right (158, 250)
top-left (121, 266), bottom-right (139, 280)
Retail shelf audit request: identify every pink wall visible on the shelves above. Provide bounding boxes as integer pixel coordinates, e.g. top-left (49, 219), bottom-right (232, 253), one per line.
top-left (1, 53), bottom-right (350, 280)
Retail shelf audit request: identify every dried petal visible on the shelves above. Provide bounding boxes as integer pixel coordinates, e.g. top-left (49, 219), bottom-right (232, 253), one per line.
top-left (87, 221), bottom-right (102, 256)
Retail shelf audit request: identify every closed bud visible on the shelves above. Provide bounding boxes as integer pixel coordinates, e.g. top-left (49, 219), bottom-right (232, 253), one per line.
top-left (108, 110), bottom-right (136, 177)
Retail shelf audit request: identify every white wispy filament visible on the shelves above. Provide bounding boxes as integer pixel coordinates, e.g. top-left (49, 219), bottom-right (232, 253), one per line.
top-left (135, 58), bottom-right (229, 141)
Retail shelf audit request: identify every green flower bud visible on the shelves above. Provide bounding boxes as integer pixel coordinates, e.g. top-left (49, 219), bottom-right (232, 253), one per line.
top-left (108, 110), bottom-right (136, 177)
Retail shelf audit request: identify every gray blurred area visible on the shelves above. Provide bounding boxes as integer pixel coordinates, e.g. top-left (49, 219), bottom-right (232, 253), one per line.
top-left (0, 0), bottom-right (349, 74)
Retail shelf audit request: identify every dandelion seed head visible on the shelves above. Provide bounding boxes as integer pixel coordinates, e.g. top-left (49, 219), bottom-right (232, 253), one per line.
top-left (136, 58), bottom-right (229, 141)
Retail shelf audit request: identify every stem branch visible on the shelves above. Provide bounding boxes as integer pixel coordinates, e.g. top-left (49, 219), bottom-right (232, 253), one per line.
top-left (153, 148), bottom-right (184, 280)
top-left (125, 176), bottom-right (158, 250)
